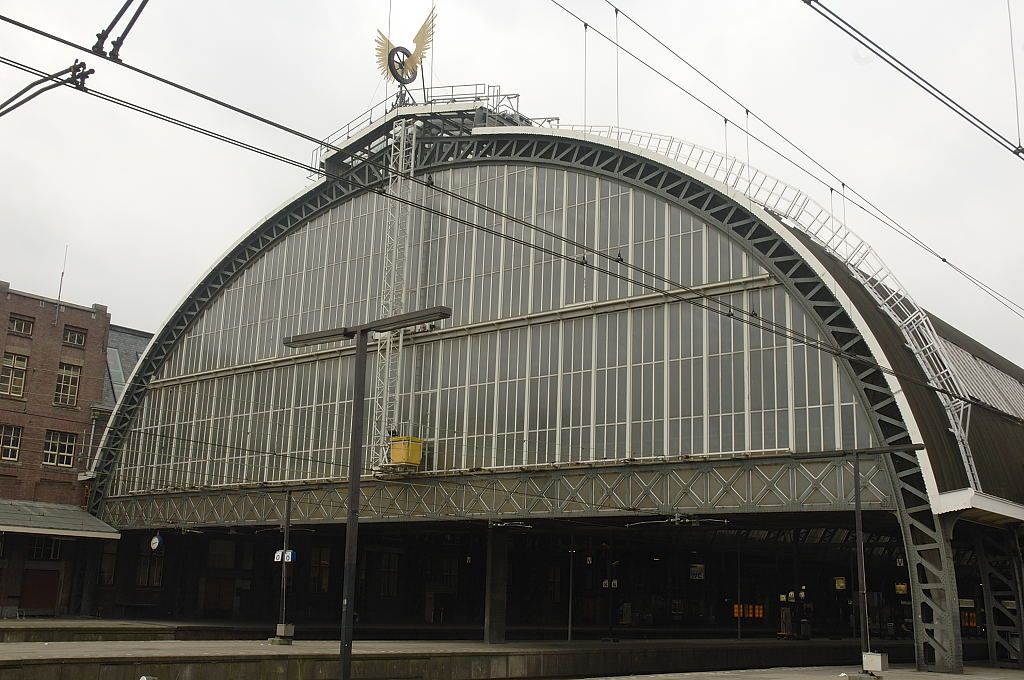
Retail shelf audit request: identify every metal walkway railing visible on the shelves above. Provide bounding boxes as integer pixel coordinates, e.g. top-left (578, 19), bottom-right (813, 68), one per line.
top-left (309, 84), bottom-right (531, 179)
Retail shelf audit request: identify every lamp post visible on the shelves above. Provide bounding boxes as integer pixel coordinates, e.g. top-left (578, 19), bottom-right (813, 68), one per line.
top-left (273, 490), bottom-right (293, 644)
top-left (853, 451), bottom-right (871, 656)
top-left (283, 305), bottom-right (451, 680)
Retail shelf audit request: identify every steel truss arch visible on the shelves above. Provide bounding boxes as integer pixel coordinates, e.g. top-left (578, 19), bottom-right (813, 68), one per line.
top-left (92, 120), bottom-right (963, 671)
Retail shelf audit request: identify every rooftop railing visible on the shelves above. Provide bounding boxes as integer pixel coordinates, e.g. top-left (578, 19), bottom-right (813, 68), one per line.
top-left (309, 84), bottom-right (530, 179)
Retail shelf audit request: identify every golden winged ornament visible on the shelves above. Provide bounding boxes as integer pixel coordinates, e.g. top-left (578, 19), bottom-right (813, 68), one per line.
top-left (375, 8), bottom-right (436, 85)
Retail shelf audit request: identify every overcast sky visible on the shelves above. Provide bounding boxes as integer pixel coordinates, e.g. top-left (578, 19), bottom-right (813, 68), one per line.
top-left (1, 1), bottom-right (1021, 365)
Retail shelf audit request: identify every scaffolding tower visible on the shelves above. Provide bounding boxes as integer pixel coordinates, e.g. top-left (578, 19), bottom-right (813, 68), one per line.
top-left (370, 116), bottom-right (417, 469)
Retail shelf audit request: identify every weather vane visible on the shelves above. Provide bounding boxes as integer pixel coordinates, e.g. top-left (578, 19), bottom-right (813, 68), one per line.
top-left (375, 7), bottom-right (436, 104)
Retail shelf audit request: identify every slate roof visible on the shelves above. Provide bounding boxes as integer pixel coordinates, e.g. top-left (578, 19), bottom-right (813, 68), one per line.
top-left (0, 499), bottom-right (119, 539)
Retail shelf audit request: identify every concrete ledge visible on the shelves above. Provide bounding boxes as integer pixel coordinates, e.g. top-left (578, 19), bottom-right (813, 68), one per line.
top-left (0, 638), bottom-right (989, 680)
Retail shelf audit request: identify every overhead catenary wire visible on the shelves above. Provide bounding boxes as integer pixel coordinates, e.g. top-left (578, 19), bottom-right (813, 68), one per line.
top-left (804, 0), bottom-right (1024, 159)
top-left (568, 1), bottom-right (1024, 321)
top-left (0, 11), bottom-right (812, 339)
top-left (0, 48), bottom-right (851, 369)
top-left (4, 8), bottom-right (1023, 323)
top-left (0, 52), bottom-right (1007, 415)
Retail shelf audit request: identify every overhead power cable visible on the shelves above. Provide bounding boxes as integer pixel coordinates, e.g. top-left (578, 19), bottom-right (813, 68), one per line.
top-left (1, 13), bottom-right (997, 358)
top-left (804, 0), bottom-right (1024, 160)
top-left (4, 9), bottom-right (1023, 323)
top-left (0, 52), bottom-right (1002, 414)
top-left (559, 1), bottom-right (1024, 322)
top-left (0, 13), bottom-right (867, 353)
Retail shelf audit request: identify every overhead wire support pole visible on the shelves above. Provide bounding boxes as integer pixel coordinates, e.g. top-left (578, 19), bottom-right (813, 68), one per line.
top-left (1008, 0), bottom-right (1023, 151)
top-left (108, 0), bottom-right (151, 62)
top-left (854, 451), bottom-right (872, 659)
top-left (274, 490), bottom-right (293, 644)
top-left (0, 60), bottom-right (91, 118)
top-left (92, 0), bottom-right (135, 55)
top-left (284, 305), bottom-right (451, 680)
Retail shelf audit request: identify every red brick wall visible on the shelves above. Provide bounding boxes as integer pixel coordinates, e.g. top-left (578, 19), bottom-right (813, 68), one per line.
top-left (0, 281), bottom-right (110, 506)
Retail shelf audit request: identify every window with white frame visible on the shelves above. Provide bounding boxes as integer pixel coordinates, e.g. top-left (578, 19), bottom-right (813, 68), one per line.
top-left (43, 430), bottom-right (76, 467)
top-left (0, 424), bottom-right (22, 460)
top-left (0, 353), bottom-right (28, 397)
top-left (53, 363), bottom-right (81, 406)
top-left (7, 314), bottom-right (33, 336)
top-left (62, 326), bottom-right (86, 347)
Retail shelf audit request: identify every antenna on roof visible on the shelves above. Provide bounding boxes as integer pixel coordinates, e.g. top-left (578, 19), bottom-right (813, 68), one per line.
top-left (54, 244), bottom-right (68, 325)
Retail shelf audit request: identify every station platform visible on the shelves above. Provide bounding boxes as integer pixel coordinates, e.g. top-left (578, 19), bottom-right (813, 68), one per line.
top-left (0, 632), bottom-right (993, 680)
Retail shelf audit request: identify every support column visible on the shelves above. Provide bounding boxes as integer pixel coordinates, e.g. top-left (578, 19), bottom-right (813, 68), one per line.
top-left (883, 449), bottom-right (963, 673)
top-left (975, 529), bottom-right (1024, 668)
top-left (77, 540), bottom-right (102, 616)
top-left (484, 528), bottom-right (509, 644)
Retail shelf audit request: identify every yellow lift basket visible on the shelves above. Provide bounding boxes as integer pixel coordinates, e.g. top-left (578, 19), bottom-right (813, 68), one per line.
top-left (389, 436), bottom-right (424, 465)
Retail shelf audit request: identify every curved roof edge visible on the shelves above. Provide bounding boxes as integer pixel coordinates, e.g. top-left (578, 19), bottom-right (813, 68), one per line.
top-left (91, 114), bottom-right (1021, 523)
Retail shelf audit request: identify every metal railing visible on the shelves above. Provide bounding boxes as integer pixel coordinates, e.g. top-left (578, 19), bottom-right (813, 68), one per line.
top-left (557, 124), bottom-right (981, 491)
top-left (309, 84), bottom-right (529, 179)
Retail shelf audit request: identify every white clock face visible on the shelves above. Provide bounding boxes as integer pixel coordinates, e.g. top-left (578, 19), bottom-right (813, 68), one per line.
top-left (150, 535), bottom-right (162, 550)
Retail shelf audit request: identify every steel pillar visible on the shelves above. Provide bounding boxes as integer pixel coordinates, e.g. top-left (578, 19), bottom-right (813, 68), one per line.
top-left (976, 529), bottom-right (1024, 667)
top-left (484, 527), bottom-right (509, 644)
top-left (885, 450), bottom-right (963, 673)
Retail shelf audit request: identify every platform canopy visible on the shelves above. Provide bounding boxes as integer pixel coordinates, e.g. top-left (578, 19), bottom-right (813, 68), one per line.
top-left (0, 499), bottom-right (119, 540)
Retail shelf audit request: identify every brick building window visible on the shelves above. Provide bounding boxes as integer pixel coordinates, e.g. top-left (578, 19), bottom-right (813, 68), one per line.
top-left (0, 353), bottom-right (28, 397)
top-left (53, 363), bottom-right (81, 406)
top-left (7, 315), bottom-right (33, 336)
top-left (30, 536), bottom-right (64, 561)
top-left (62, 326), bottom-right (87, 347)
top-left (43, 430), bottom-right (76, 467)
top-left (0, 424), bottom-right (22, 460)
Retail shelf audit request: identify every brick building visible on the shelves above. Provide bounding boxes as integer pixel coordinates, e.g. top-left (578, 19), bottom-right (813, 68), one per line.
top-left (0, 281), bottom-right (148, 615)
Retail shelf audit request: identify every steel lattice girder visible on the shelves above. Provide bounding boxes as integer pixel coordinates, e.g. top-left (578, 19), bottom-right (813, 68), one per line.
top-left (99, 454), bottom-right (893, 529)
top-left (92, 121), bottom-right (964, 671)
top-left (975, 529), bottom-right (1024, 668)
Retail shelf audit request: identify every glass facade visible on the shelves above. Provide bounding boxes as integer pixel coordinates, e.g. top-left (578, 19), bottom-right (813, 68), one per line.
top-left (109, 164), bottom-right (876, 496)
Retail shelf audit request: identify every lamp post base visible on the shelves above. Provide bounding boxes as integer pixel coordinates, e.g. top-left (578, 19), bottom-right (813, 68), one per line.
top-left (270, 623), bottom-right (295, 645)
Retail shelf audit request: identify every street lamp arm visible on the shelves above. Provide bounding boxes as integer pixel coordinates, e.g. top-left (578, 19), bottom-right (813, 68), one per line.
top-left (283, 305), bottom-right (451, 348)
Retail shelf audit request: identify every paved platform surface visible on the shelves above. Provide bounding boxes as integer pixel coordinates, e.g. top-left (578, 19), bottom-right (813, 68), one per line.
top-left (589, 666), bottom-right (1024, 680)
top-left (0, 638), bottom-right (917, 661)
top-left (0, 637), bottom-right (1003, 680)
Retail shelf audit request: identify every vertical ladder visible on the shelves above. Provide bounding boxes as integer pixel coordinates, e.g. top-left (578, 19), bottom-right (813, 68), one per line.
top-left (371, 117), bottom-right (417, 469)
